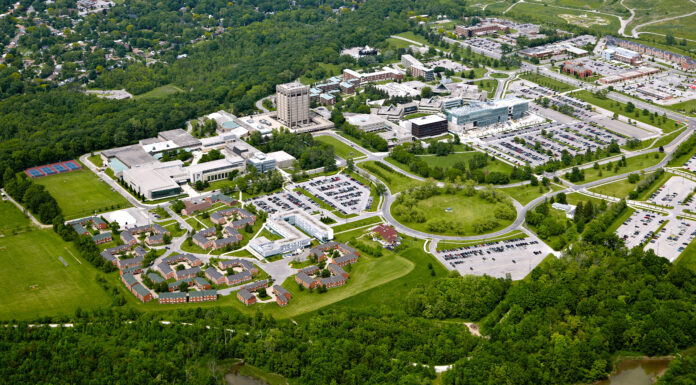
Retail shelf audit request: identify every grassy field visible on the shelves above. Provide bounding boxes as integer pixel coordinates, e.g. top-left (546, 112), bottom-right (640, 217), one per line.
top-left (134, 84), bottom-right (185, 99)
top-left (577, 153), bottom-right (665, 183)
top-left (489, 72), bottom-right (509, 79)
top-left (417, 152), bottom-right (516, 175)
top-left (565, 192), bottom-right (607, 206)
top-left (500, 183), bottom-right (554, 205)
top-left (572, 90), bottom-right (681, 133)
top-left (386, 37), bottom-right (413, 50)
top-left (507, 2), bottom-right (621, 34)
top-left (665, 98), bottom-right (696, 117)
top-left (0, 200), bottom-right (32, 235)
top-left (624, 0), bottom-right (696, 37)
top-left (394, 31), bottom-right (430, 46)
top-left (391, 190), bottom-right (515, 236)
top-left (589, 177), bottom-right (639, 199)
top-left (436, 230), bottom-right (527, 252)
top-left (675, 239), bottom-right (696, 274)
top-left (473, 79), bottom-right (497, 96)
top-left (634, 171), bottom-right (672, 201)
top-left (0, 204), bottom-right (111, 320)
top-left (332, 216), bottom-right (382, 233)
top-left (35, 170), bottom-right (130, 219)
top-left (87, 155), bottom-right (103, 167)
top-left (518, 72), bottom-right (577, 92)
top-left (359, 161), bottom-right (423, 193)
top-left (314, 135), bottom-right (366, 159)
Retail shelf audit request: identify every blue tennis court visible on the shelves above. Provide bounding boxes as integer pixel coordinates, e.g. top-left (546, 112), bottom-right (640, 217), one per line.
top-left (64, 161), bottom-right (80, 170)
top-left (27, 169), bottom-right (44, 177)
top-left (40, 167), bottom-right (55, 175)
top-left (53, 164), bottom-right (68, 172)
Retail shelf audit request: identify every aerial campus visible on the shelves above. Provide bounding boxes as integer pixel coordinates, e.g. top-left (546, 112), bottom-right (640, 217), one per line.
top-left (6, 12), bottom-right (696, 311)
top-left (4, 0), bottom-right (696, 382)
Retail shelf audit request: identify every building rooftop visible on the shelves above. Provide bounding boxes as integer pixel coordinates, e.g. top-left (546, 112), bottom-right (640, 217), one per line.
top-left (410, 114), bottom-right (447, 125)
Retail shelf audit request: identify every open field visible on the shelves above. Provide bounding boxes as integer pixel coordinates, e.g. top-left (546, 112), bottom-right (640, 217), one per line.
top-left (624, 0), bottom-right (696, 37)
top-left (418, 152), bottom-right (516, 175)
top-left (565, 192), bottom-right (607, 206)
top-left (391, 190), bottom-right (515, 236)
top-left (665, 98), bottom-right (696, 117)
top-left (589, 178), bottom-right (639, 199)
top-left (134, 84), bottom-right (184, 99)
top-left (35, 169), bottom-right (130, 219)
top-left (332, 216), bottom-right (382, 233)
top-left (386, 37), bottom-right (413, 50)
top-left (393, 31), bottom-right (430, 46)
top-left (507, 3), bottom-right (621, 34)
top-left (500, 183), bottom-right (556, 205)
top-left (518, 72), bottom-right (577, 92)
top-left (577, 152), bottom-right (665, 183)
top-left (643, 14), bottom-right (696, 42)
top-left (314, 135), bottom-right (366, 159)
top-left (473, 79), bottom-right (497, 95)
top-left (0, 215), bottom-right (111, 320)
top-left (489, 72), bottom-right (509, 79)
top-left (572, 90), bottom-right (681, 133)
top-left (359, 161), bottom-right (423, 193)
top-left (0, 200), bottom-right (32, 235)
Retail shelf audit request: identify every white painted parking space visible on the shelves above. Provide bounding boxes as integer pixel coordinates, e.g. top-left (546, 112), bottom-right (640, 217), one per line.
top-left (297, 174), bottom-right (371, 215)
top-left (249, 190), bottom-right (320, 215)
top-left (616, 210), bottom-right (665, 249)
top-left (647, 176), bottom-right (696, 208)
top-left (645, 219), bottom-right (696, 262)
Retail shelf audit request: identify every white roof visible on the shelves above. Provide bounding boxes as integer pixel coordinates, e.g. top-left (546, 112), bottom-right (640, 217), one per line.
top-left (142, 140), bottom-right (179, 153)
top-left (410, 114), bottom-right (446, 125)
top-left (186, 158), bottom-right (239, 173)
top-left (346, 114), bottom-right (386, 126)
top-left (266, 151), bottom-right (296, 162)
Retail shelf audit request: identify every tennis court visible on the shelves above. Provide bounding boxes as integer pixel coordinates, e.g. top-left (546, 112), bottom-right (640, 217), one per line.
top-left (25, 160), bottom-right (83, 178)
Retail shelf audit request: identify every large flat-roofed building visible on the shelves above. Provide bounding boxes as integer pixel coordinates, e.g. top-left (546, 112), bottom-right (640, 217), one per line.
top-left (345, 114), bottom-right (388, 132)
top-left (157, 129), bottom-right (201, 149)
top-left (121, 160), bottom-right (187, 200)
top-left (602, 47), bottom-right (642, 65)
top-left (455, 22), bottom-right (509, 38)
top-left (248, 153), bottom-right (275, 173)
top-left (342, 67), bottom-right (403, 85)
top-left (101, 145), bottom-right (156, 174)
top-left (277, 209), bottom-right (333, 242)
top-left (401, 54), bottom-right (434, 81)
top-left (187, 157), bottom-right (244, 183)
top-left (266, 151), bottom-right (296, 169)
top-left (276, 82), bottom-right (310, 128)
top-left (409, 115), bottom-right (448, 138)
top-left (446, 97), bottom-right (529, 129)
top-left (250, 210), bottom-right (333, 257)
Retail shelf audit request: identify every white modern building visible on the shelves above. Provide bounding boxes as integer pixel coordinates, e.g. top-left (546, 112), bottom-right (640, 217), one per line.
top-left (187, 157), bottom-right (245, 183)
top-left (249, 210), bottom-right (333, 257)
top-left (121, 161), bottom-right (188, 200)
top-left (345, 114), bottom-right (388, 132)
top-left (266, 151), bottom-right (296, 169)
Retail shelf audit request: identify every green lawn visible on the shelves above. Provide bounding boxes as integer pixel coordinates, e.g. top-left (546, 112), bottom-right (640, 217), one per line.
top-left (134, 84), bottom-right (185, 99)
top-left (359, 161), bottom-right (423, 193)
top-left (589, 178), bottom-right (639, 199)
top-left (500, 183), bottom-right (554, 205)
top-left (473, 79), bottom-right (497, 96)
top-left (386, 37), bottom-right (413, 50)
top-left (565, 192), bottom-right (607, 206)
top-left (87, 155), bottom-right (103, 167)
top-left (675, 238), bottom-right (696, 274)
top-left (314, 135), bottom-right (366, 159)
top-left (665, 98), bottom-right (696, 117)
top-left (0, 209), bottom-right (112, 320)
top-left (634, 171), bottom-right (672, 201)
top-left (575, 153), bottom-right (665, 183)
top-left (417, 152), bottom-right (515, 175)
top-left (0, 200), bottom-right (32, 235)
top-left (489, 72), bottom-right (509, 79)
top-left (572, 90), bottom-right (681, 133)
top-left (518, 72), bottom-right (577, 92)
top-left (436, 230), bottom-right (527, 251)
top-left (394, 31), bottom-right (430, 46)
top-left (332, 216), bottom-right (382, 233)
top-left (391, 190), bottom-right (516, 236)
top-left (35, 170), bottom-right (130, 219)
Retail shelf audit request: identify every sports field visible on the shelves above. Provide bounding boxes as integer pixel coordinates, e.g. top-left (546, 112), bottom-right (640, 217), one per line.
top-left (0, 203), bottom-right (111, 320)
top-left (35, 169), bottom-right (130, 219)
top-left (0, 201), bottom-right (32, 235)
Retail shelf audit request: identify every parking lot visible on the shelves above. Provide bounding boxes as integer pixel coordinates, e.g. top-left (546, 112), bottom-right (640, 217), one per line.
top-left (683, 154), bottom-right (696, 171)
top-left (436, 236), bottom-right (553, 280)
top-left (297, 174), bottom-right (372, 215)
top-left (644, 218), bottom-right (696, 262)
top-left (249, 190), bottom-right (320, 214)
top-left (616, 210), bottom-right (665, 249)
top-left (647, 176), bottom-right (696, 208)
top-left (482, 118), bottom-right (628, 167)
top-left (463, 38), bottom-right (503, 56)
top-left (615, 73), bottom-right (696, 106)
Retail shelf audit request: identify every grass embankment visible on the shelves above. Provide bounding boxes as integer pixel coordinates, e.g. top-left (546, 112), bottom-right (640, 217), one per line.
top-left (518, 72), bottom-right (577, 92)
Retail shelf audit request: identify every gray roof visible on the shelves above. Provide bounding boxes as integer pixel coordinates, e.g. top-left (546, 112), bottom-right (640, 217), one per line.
top-left (101, 250), bottom-right (116, 262)
top-left (158, 128), bottom-right (201, 148)
top-left (121, 231), bottom-right (136, 243)
top-left (224, 226), bottom-right (240, 237)
top-left (226, 270), bottom-right (252, 284)
top-left (147, 272), bottom-right (165, 284)
top-left (320, 275), bottom-right (346, 286)
top-left (300, 265), bottom-right (319, 275)
top-left (189, 289), bottom-right (217, 299)
top-left (118, 256), bottom-right (143, 268)
top-left (242, 279), bottom-right (268, 292)
top-left (219, 258), bottom-right (254, 271)
top-left (205, 267), bottom-right (224, 281)
top-left (102, 144), bottom-right (155, 168)
top-left (295, 272), bottom-right (315, 286)
top-left (122, 273), bottom-right (138, 287)
top-left (157, 261), bottom-right (173, 275)
top-left (193, 277), bottom-right (209, 287)
top-left (104, 244), bottom-right (131, 255)
top-left (159, 291), bottom-right (187, 300)
top-left (131, 283), bottom-right (151, 298)
top-left (164, 254), bottom-right (199, 265)
top-left (214, 236), bottom-right (239, 247)
top-left (237, 289), bottom-right (254, 301)
top-left (328, 263), bottom-right (347, 277)
top-left (133, 246), bottom-right (148, 257)
top-left (273, 284), bottom-right (291, 298)
top-left (175, 266), bottom-right (201, 279)
top-left (169, 278), bottom-right (194, 289)
top-left (193, 233), bottom-right (210, 245)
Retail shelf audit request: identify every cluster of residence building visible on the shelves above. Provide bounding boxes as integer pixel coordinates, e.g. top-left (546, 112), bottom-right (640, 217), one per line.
top-left (294, 242), bottom-right (359, 290)
top-left (191, 207), bottom-right (257, 251)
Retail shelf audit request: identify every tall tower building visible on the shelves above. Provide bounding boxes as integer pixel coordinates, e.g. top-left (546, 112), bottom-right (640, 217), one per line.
top-left (276, 82), bottom-right (310, 128)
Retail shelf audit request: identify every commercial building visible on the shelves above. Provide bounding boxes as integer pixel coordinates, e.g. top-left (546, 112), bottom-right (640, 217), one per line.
top-left (598, 66), bottom-right (660, 84)
top-left (345, 114), bottom-right (388, 132)
top-left (248, 153), bottom-right (276, 173)
top-left (187, 157), bottom-right (244, 183)
top-left (606, 36), bottom-right (696, 70)
top-left (401, 54), bottom-right (434, 81)
top-left (342, 67), bottom-right (403, 85)
top-left (602, 47), bottom-right (642, 65)
top-left (409, 115), bottom-right (449, 138)
top-left (560, 62), bottom-right (593, 78)
top-left (266, 151), bottom-right (296, 169)
top-left (455, 22), bottom-right (509, 37)
top-left (121, 160), bottom-right (187, 200)
top-left (276, 82), bottom-right (310, 128)
top-left (446, 97), bottom-right (529, 129)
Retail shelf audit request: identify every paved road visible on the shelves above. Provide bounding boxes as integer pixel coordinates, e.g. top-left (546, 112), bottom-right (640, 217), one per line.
top-left (1, 188), bottom-right (52, 229)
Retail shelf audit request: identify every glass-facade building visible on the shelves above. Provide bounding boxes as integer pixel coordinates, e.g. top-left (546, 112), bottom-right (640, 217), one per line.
top-left (446, 97), bottom-right (529, 128)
